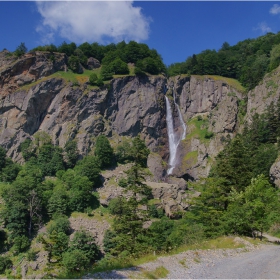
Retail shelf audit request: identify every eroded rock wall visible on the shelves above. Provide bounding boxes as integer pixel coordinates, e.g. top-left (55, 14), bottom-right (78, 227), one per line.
top-left (168, 75), bottom-right (242, 180)
top-left (0, 53), bottom-right (168, 161)
top-left (0, 50), bottom-right (257, 182)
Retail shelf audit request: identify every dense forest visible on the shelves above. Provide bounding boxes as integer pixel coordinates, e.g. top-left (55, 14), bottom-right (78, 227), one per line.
top-left (13, 31), bottom-right (280, 90)
top-left (168, 32), bottom-right (280, 90)
top-left (31, 40), bottom-right (166, 79)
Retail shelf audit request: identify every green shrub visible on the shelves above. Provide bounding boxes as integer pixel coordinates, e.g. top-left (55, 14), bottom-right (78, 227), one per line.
top-left (62, 250), bottom-right (90, 272)
top-left (148, 205), bottom-right (164, 218)
top-left (96, 78), bottom-right (104, 87)
top-left (14, 42), bottom-right (27, 57)
top-left (68, 230), bottom-right (100, 261)
top-left (27, 249), bottom-right (38, 261)
top-left (205, 131), bottom-right (214, 139)
top-left (108, 197), bottom-right (125, 215)
top-left (94, 135), bottom-right (114, 168)
top-left (89, 73), bottom-right (98, 85)
top-left (47, 215), bottom-right (71, 235)
top-left (0, 256), bottom-right (12, 274)
top-left (134, 67), bottom-right (146, 76)
top-left (11, 235), bottom-right (30, 254)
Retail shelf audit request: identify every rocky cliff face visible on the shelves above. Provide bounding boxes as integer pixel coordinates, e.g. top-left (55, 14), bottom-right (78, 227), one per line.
top-left (0, 51), bottom-right (168, 163)
top-left (167, 75), bottom-right (242, 180)
top-left (3, 50), bottom-right (275, 183)
top-left (0, 51), bottom-right (67, 97)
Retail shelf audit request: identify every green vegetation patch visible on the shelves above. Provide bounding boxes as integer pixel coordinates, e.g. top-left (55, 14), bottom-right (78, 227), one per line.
top-left (183, 151), bottom-right (198, 167)
top-left (137, 266), bottom-right (169, 279)
top-left (186, 115), bottom-right (214, 142)
top-left (147, 198), bottom-right (161, 206)
top-left (206, 75), bottom-right (245, 94)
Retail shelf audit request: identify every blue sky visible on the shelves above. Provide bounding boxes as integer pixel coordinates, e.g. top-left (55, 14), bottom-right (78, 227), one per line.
top-left (1, 1), bottom-right (280, 66)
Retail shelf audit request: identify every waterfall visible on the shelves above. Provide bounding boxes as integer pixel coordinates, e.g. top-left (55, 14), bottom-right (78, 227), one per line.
top-left (165, 88), bottom-right (186, 175)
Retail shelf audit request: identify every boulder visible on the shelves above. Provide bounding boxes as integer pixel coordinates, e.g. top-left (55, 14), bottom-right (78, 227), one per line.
top-left (87, 57), bottom-right (100, 69)
top-left (147, 181), bottom-right (189, 217)
top-left (147, 152), bottom-right (167, 182)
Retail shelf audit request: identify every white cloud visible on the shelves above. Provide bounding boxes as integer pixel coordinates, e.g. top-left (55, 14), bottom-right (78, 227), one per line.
top-left (36, 1), bottom-right (151, 44)
top-left (270, 4), bottom-right (280, 15)
top-left (254, 22), bottom-right (272, 34)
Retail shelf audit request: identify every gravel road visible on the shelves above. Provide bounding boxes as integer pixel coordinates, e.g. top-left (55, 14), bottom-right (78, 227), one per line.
top-left (188, 244), bottom-right (280, 279)
top-left (85, 238), bottom-right (280, 279)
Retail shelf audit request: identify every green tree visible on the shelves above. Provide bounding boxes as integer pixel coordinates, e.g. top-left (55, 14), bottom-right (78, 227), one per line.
top-left (0, 146), bottom-right (6, 171)
top-left (10, 235), bottom-right (30, 255)
top-left (46, 215), bottom-right (71, 235)
top-left (57, 41), bottom-right (77, 56)
top-left (108, 161), bottom-right (151, 256)
top-left (74, 48), bottom-right (87, 66)
top-left (96, 78), bottom-right (104, 87)
top-left (62, 170), bottom-right (93, 212)
top-left (78, 42), bottom-right (93, 58)
top-left (40, 230), bottom-right (69, 262)
top-left (48, 185), bottom-right (69, 217)
top-left (225, 175), bottom-right (280, 239)
top-left (211, 135), bottom-right (252, 193)
top-left (109, 58), bottom-right (129, 75)
top-left (2, 166), bottom-right (43, 238)
top-left (74, 155), bottom-right (101, 186)
top-left (37, 144), bottom-right (65, 176)
top-left (146, 217), bottom-right (175, 252)
top-left (94, 135), bottom-right (114, 168)
top-left (100, 65), bottom-right (113, 80)
top-left (62, 250), bottom-right (89, 272)
top-left (14, 42), bottom-right (27, 57)
top-left (68, 55), bottom-right (81, 73)
top-left (0, 256), bottom-right (12, 274)
top-left (0, 157), bottom-right (21, 183)
top-left (115, 139), bottom-right (133, 163)
top-left (68, 230), bottom-right (99, 261)
top-left (64, 140), bottom-right (79, 169)
top-left (269, 44), bottom-right (280, 71)
top-left (89, 73), bottom-right (98, 86)
top-left (130, 136), bottom-right (150, 167)
top-left (187, 177), bottom-right (228, 237)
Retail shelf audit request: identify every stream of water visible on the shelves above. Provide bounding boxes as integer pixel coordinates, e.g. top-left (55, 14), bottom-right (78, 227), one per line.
top-left (165, 88), bottom-right (186, 175)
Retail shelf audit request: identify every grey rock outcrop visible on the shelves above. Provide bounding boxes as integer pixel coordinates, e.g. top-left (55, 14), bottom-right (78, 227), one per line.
top-left (0, 51), bottom-right (67, 97)
top-left (148, 181), bottom-right (189, 217)
top-left (0, 50), bottom-right (17, 68)
top-left (0, 62), bottom-right (168, 160)
top-left (87, 57), bottom-right (100, 69)
top-left (168, 75), bottom-right (241, 179)
top-left (147, 152), bottom-right (167, 182)
top-left (270, 157), bottom-right (280, 188)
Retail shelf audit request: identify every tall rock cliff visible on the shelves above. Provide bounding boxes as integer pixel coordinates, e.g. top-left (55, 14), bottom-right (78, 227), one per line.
top-left (166, 75), bottom-right (243, 179)
top-left (2, 50), bottom-right (271, 182)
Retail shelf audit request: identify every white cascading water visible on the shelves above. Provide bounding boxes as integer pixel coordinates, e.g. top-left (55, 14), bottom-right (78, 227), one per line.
top-left (165, 88), bottom-right (187, 175)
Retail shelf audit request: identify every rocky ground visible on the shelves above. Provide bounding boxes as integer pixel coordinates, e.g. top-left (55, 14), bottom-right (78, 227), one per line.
top-left (84, 236), bottom-right (280, 279)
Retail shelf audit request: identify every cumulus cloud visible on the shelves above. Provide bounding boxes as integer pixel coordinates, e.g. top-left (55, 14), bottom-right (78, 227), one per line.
top-left (270, 4), bottom-right (280, 15)
top-left (254, 22), bottom-right (272, 34)
top-left (36, 1), bottom-right (151, 44)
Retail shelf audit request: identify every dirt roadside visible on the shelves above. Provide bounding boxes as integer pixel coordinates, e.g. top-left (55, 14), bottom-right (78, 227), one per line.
top-left (84, 236), bottom-right (280, 279)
